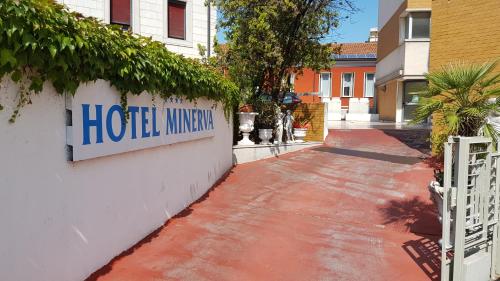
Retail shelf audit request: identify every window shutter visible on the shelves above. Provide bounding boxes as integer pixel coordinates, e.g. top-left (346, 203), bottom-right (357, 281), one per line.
top-left (111, 0), bottom-right (131, 26)
top-left (168, 1), bottom-right (186, 39)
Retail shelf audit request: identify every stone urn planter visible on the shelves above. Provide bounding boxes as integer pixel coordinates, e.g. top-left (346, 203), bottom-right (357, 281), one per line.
top-left (258, 129), bottom-right (273, 145)
top-left (293, 128), bottom-right (308, 143)
top-left (237, 112), bottom-right (258, 145)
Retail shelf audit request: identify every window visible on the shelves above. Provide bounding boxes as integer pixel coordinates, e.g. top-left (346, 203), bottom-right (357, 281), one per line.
top-left (342, 73), bottom-right (354, 97)
top-left (364, 73), bottom-right (375, 98)
top-left (168, 1), bottom-right (186, 40)
top-left (111, 0), bottom-right (131, 28)
top-left (403, 81), bottom-right (427, 120)
top-left (320, 73), bottom-right (331, 98)
top-left (404, 12), bottom-right (430, 39)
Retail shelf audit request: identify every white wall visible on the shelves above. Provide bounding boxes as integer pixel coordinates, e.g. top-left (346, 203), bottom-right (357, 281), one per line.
top-left (0, 78), bottom-right (233, 281)
top-left (378, 0), bottom-right (405, 30)
top-left (375, 41), bottom-right (429, 84)
top-left (375, 44), bottom-right (404, 83)
top-left (60, 0), bottom-right (108, 21)
top-left (403, 41), bottom-right (430, 76)
top-left (58, 0), bottom-right (215, 58)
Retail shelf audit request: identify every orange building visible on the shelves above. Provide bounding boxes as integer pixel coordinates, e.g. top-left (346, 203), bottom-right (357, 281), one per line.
top-left (292, 43), bottom-right (377, 111)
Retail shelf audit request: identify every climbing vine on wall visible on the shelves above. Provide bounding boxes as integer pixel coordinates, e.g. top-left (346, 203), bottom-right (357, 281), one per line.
top-left (0, 0), bottom-right (240, 122)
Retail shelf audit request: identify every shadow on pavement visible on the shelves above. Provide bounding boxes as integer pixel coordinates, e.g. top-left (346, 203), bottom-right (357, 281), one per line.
top-left (313, 146), bottom-right (422, 165)
top-left (402, 236), bottom-right (441, 281)
top-left (85, 169), bottom-right (234, 281)
top-left (381, 129), bottom-right (431, 155)
top-left (379, 196), bottom-right (442, 281)
top-left (379, 196), bottom-right (441, 235)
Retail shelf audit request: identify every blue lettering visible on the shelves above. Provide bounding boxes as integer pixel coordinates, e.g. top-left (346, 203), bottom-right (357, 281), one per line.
top-left (141, 107), bottom-right (150, 138)
top-left (203, 110), bottom-right (208, 130)
top-left (183, 109), bottom-right (191, 133)
top-left (192, 109), bottom-right (197, 132)
top-left (178, 108), bottom-right (182, 133)
top-left (208, 110), bottom-right (214, 130)
top-left (166, 108), bottom-right (177, 134)
top-left (152, 107), bottom-right (160, 137)
top-left (128, 106), bottom-right (139, 139)
top-left (82, 104), bottom-right (103, 145)
top-left (197, 110), bottom-right (203, 131)
top-left (106, 105), bottom-right (126, 142)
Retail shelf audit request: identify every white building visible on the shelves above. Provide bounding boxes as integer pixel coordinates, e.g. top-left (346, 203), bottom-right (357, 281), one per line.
top-left (367, 27), bottom-right (378, 43)
top-left (58, 0), bottom-right (217, 58)
top-left (375, 0), bottom-right (431, 123)
top-left (0, 2), bottom-right (231, 281)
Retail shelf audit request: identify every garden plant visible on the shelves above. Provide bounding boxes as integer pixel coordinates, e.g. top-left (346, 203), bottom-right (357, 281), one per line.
top-left (0, 0), bottom-right (239, 122)
top-left (411, 61), bottom-right (500, 156)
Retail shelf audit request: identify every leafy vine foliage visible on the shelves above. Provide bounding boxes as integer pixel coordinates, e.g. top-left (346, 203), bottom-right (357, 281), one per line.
top-left (0, 0), bottom-right (239, 122)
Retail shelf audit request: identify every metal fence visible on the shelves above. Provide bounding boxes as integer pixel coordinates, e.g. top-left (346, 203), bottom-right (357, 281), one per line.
top-left (439, 136), bottom-right (500, 281)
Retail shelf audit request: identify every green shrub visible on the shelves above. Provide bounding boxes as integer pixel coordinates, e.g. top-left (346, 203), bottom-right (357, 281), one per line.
top-left (254, 100), bottom-right (279, 129)
top-left (0, 0), bottom-right (240, 122)
top-left (411, 61), bottom-right (500, 156)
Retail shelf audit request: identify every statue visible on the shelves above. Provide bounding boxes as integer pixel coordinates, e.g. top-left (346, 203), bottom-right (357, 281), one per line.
top-left (284, 110), bottom-right (295, 143)
top-left (274, 111), bottom-right (284, 144)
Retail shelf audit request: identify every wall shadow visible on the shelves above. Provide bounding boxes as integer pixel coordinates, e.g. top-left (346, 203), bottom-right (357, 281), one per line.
top-left (313, 146), bottom-right (422, 165)
top-left (380, 129), bottom-right (431, 155)
top-left (85, 169), bottom-right (234, 281)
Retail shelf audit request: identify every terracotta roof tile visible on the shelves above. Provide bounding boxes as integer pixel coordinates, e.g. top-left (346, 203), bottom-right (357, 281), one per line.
top-left (332, 42), bottom-right (377, 55)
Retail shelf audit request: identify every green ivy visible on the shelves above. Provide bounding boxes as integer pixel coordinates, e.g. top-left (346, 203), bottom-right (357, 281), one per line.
top-left (0, 0), bottom-right (240, 122)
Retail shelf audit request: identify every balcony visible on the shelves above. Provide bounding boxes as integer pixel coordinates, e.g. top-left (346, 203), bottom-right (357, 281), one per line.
top-left (375, 40), bottom-right (430, 84)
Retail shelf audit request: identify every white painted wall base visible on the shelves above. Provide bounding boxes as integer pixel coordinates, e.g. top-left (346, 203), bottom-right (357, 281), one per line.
top-left (0, 78), bottom-right (233, 281)
top-left (325, 98), bottom-right (342, 121)
top-left (232, 142), bottom-right (322, 164)
top-left (345, 113), bottom-right (380, 122)
top-left (330, 113), bottom-right (342, 121)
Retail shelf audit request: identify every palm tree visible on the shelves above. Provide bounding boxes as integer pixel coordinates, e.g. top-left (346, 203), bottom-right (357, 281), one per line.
top-left (411, 60), bottom-right (500, 155)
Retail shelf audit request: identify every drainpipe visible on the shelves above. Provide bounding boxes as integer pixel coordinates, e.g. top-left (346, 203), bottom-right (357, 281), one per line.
top-left (207, 4), bottom-right (211, 58)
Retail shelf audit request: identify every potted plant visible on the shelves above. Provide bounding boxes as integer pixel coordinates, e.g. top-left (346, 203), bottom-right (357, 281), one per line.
top-left (293, 108), bottom-right (314, 143)
top-left (255, 100), bottom-right (279, 145)
top-left (239, 104), bottom-right (254, 113)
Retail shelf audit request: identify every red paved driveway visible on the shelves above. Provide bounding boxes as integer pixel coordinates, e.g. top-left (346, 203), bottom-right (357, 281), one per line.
top-left (88, 129), bottom-right (441, 281)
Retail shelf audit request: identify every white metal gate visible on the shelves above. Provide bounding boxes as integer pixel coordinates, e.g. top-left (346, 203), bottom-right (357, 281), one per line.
top-left (439, 136), bottom-right (500, 281)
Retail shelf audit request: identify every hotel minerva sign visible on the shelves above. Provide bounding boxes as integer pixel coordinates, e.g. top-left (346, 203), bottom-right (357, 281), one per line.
top-left (66, 81), bottom-right (216, 161)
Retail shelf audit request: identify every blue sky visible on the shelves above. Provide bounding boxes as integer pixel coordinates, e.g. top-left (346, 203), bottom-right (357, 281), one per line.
top-left (216, 0), bottom-right (379, 44)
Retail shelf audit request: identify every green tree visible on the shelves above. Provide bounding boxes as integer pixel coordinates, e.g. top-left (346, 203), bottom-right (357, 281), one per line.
top-left (411, 61), bottom-right (500, 155)
top-left (210, 0), bottom-right (356, 101)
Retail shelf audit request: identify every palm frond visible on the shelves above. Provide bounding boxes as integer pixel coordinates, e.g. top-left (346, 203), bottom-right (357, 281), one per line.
top-left (461, 107), bottom-right (486, 118)
top-left (481, 122), bottom-right (499, 151)
top-left (410, 97), bottom-right (442, 124)
top-left (444, 111), bottom-right (460, 135)
top-left (480, 72), bottom-right (500, 89)
top-left (483, 88), bottom-right (500, 99)
top-left (413, 60), bottom-right (500, 156)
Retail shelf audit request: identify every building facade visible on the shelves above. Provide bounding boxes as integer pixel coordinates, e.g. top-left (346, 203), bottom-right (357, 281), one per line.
top-left (57, 0), bottom-right (216, 58)
top-left (375, 0), bottom-right (431, 123)
top-left (429, 0), bottom-right (500, 72)
top-left (293, 43), bottom-right (377, 111)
